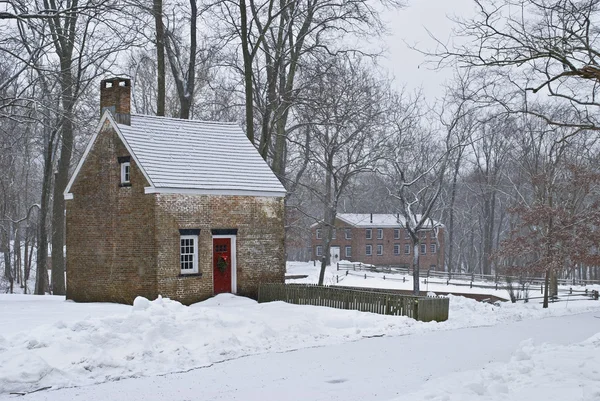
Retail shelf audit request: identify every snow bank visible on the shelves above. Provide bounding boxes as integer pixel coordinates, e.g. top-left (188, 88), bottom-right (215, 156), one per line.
top-left (392, 332), bottom-right (600, 401)
top-left (0, 292), bottom-right (599, 395)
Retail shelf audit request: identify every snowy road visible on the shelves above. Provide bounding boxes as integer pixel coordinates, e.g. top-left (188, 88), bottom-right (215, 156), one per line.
top-left (7, 311), bottom-right (599, 401)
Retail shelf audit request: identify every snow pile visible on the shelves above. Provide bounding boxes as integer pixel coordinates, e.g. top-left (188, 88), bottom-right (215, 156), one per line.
top-left (0, 293), bottom-right (599, 395)
top-left (392, 333), bottom-right (600, 401)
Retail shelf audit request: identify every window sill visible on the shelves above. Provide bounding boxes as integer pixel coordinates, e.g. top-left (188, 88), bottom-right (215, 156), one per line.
top-left (178, 273), bottom-right (202, 278)
top-left (119, 183), bottom-right (132, 187)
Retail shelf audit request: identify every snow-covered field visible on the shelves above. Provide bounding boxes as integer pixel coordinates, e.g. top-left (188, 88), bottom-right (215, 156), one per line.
top-left (1, 288), bottom-right (600, 398)
top-left (287, 261), bottom-right (600, 300)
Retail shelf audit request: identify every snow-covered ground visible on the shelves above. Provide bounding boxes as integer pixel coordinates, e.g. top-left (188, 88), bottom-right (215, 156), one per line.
top-left (1, 289), bottom-right (600, 398)
top-left (287, 261), bottom-right (600, 300)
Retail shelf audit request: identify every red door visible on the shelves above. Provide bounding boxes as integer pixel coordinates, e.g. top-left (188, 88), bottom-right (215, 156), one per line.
top-left (213, 238), bottom-right (232, 294)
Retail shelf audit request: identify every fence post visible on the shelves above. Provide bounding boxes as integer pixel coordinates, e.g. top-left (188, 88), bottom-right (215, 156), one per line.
top-left (413, 301), bottom-right (419, 321)
top-left (337, 262), bottom-right (339, 271)
top-left (364, 274), bottom-right (367, 279)
top-left (336, 275), bottom-right (339, 283)
top-left (470, 281), bottom-right (473, 288)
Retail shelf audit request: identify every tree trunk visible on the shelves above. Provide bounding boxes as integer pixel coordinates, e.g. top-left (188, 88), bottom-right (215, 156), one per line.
top-left (153, 0), bottom-right (166, 116)
top-left (412, 241), bottom-right (420, 295)
top-left (240, 0), bottom-right (255, 144)
top-left (51, 65), bottom-right (75, 296)
top-left (36, 128), bottom-right (55, 295)
top-left (447, 152), bottom-right (461, 273)
top-left (318, 166), bottom-right (334, 286)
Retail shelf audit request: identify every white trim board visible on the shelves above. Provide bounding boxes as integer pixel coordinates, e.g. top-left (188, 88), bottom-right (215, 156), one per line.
top-left (145, 187), bottom-right (285, 198)
top-left (212, 234), bottom-right (237, 294)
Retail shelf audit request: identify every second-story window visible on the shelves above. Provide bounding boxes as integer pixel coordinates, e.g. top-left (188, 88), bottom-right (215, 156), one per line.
top-left (394, 228), bottom-right (400, 239)
top-left (377, 228), bottom-right (383, 239)
top-left (331, 228), bottom-right (336, 239)
top-left (316, 228), bottom-right (322, 239)
top-left (345, 229), bottom-right (352, 240)
top-left (366, 228), bottom-right (372, 239)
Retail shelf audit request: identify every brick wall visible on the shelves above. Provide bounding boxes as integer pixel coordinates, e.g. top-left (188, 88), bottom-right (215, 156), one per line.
top-left (155, 194), bottom-right (285, 304)
top-left (311, 218), bottom-right (445, 270)
top-left (66, 121), bottom-right (158, 304)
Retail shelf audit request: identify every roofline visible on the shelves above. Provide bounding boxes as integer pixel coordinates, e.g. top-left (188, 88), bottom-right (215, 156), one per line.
top-left (64, 111), bottom-right (156, 200)
top-left (144, 187), bottom-right (285, 198)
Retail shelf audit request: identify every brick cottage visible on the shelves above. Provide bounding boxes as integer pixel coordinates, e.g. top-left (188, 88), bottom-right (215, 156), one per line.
top-left (64, 77), bottom-right (286, 305)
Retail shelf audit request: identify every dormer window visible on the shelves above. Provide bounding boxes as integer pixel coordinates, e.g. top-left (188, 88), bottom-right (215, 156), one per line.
top-left (118, 156), bottom-right (131, 186)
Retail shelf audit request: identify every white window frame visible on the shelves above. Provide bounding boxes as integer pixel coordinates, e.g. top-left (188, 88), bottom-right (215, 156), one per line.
top-left (345, 229), bottom-right (352, 240)
top-left (421, 243), bottom-right (427, 254)
top-left (345, 246), bottom-right (351, 258)
top-left (366, 228), bottom-right (372, 239)
top-left (377, 244), bottom-right (383, 256)
top-left (316, 245), bottom-right (323, 257)
top-left (430, 243), bottom-right (437, 254)
top-left (394, 244), bottom-right (400, 255)
top-left (377, 228), bottom-right (383, 239)
top-left (331, 228), bottom-right (336, 239)
top-left (405, 229), bottom-right (410, 239)
top-left (404, 244), bottom-right (410, 255)
top-left (120, 161), bottom-right (131, 184)
top-left (180, 234), bottom-right (198, 274)
top-left (394, 228), bottom-right (400, 239)
top-left (366, 244), bottom-right (372, 256)
top-left (316, 228), bottom-right (322, 239)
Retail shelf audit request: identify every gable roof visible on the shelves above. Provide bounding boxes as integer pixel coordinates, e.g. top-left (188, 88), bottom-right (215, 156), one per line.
top-left (65, 112), bottom-right (286, 198)
top-left (336, 213), bottom-right (442, 228)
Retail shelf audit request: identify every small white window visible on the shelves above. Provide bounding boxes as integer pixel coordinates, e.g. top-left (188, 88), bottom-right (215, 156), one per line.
top-left (394, 244), bottom-right (400, 255)
top-left (345, 246), bottom-right (351, 258)
top-left (180, 235), bottom-right (198, 274)
top-left (377, 244), bottom-right (383, 255)
top-left (404, 244), bottom-right (410, 255)
top-left (431, 230), bottom-right (437, 239)
top-left (430, 243), bottom-right (436, 254)
top-left (316, 229), bottom-right (322, 239)
top-left (405, 229), bottom-right (410, 239)
top-left (366, 245), bottom-right (372, 256)
top-left (331, 228), bottom-right (336, 239)
top-left (377, 228), bottom-right (383, 239)
top-left (345, 229), bottom-right (352, 240)
top-left (121, 161), bottom-right (131, 184)
top-left (421, 243), bottom-right (427, 254)
top-left (366, 229), bottom-right (372, 239)
top-left (394, 229), bottom-right (400, 239)
top-left (316, 246), bottom-right (323, 257)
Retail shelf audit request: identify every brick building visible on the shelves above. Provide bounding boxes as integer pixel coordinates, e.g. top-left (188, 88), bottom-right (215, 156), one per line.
top-left (64, 77), bottom-right (286, 305)
top-left (310, 213), bottom-right (444, 271)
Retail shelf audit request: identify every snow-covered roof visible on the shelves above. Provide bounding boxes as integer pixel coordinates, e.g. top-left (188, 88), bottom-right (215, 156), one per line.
top-left (336, 213), bottom-right (441, 228)
top-left (65, 112), bottom-right (286, 198)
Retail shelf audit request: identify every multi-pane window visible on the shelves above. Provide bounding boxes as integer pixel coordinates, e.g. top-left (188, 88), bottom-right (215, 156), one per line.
top-left (431, 230), bottom-right (437, 239)
top-left (366, 228), bottom-right (372, 239)
top-left (345, 229), bottom-right (352, 240)
top-left (180, 235), bottom-right (198, 274)
top-left (345, 246), bottom-right (352, 258)
top-left (394, 244), bottom-right (400, 255)
top-left (377, 228), bottom-right (383, 239)
top-left (394, 229), bottom-right (400, 239)
top-left (331, 228), bottom-right (336, 239)
top-left (366, 245), bottom-right (372, 256)
top-left (421, 243), bottom-right (427, 254)
top-left (430, 243), bottom-right (436, 254)
top-left (404, 244), bottom-right (410, 254)
top-left (405, 229), bottom-right (410, 239)
top-left (316, 229), bottom-right (322, 239)
top-left (420, 231), bottom-right (427, 240)
top-left (316, 246), bottom-right (323, 257)
top-left (120, 161), bottom-right (130, 184)
top-left (377, 244), bottom-right (383, 255)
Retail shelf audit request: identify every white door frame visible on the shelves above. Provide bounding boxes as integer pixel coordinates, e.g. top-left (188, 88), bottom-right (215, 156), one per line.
top-left (212, 234), bottom-right (237, 294)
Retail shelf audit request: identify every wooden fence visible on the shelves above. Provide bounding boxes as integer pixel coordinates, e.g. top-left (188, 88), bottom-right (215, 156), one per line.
top-left (258, 283), bottom-right (449, 322)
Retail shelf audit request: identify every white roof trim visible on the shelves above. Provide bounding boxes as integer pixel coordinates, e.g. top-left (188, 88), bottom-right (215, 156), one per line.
top-left (64, 111), bottom-right (155, 200)
top-left (144, 187), bottom-right (285, 198)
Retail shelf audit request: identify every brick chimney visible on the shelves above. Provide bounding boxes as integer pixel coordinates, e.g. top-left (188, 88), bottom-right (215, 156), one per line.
top-left (100, 77), bottom-right (131, 125)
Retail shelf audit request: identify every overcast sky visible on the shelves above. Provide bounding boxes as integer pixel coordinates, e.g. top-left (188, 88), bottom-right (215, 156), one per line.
top-left (381, 0), bottom-right (476, 100)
